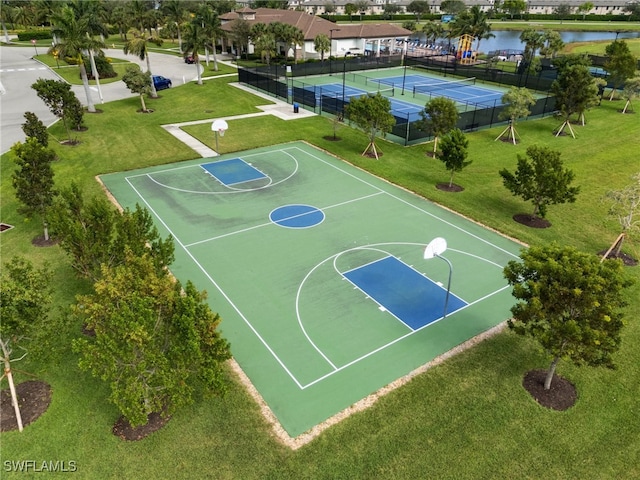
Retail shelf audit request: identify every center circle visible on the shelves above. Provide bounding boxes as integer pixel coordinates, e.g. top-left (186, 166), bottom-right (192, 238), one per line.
top-left (269, 204), bottom-right (325, 229)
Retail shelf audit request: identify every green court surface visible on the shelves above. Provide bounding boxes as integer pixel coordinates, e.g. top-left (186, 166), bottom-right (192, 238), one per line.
top-left (100, 141), bottom-right (523, 438)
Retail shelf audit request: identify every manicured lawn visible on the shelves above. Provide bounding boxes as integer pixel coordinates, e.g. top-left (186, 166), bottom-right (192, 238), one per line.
top-left (563, 37), bottom-right (640, 56)
top-left (1, 74), bottom-right (639, 479)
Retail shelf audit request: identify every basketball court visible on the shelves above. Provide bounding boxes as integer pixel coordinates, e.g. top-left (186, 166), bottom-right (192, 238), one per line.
top-left (100, 141), bottom-right (522, 439)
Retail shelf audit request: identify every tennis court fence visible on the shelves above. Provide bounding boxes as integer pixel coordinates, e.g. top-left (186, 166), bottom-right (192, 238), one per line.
top-left (237, 60), bottom-right (557, 146)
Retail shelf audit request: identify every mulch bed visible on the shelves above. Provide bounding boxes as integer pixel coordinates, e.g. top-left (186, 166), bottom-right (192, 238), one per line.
top-left (0, 380), bottom-right (52, 431)
top-left (513, 213), bottom-right (551, 229)
top-left (522, 369), bottom-right (577, 411)
top-left (597, 250), bottom-right (638, 267)
top-left (323, 135), bottom-right (341, 141)
top-left (31, 235), bottom-right (59, 247)
top-left (436, 183), bottom-right (464, 192)
top-left (112, 412), bottom-right (171, 441)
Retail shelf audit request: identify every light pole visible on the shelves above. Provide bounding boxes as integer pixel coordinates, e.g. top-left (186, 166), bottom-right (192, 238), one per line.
top-left (329, 28), bottom-right (340, 75)
top-left (423, 237), bottom-right (453, 319)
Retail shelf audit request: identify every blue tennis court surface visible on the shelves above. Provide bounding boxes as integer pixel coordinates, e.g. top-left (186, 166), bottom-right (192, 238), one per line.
top-left (343, 256), bottom-right (467, 330)
top-left (376, 74), bottom-right (504, 108)
top-left (202, 158), bottom-right (266, 186)
top-left (306, 83), bottom-right (423, 120)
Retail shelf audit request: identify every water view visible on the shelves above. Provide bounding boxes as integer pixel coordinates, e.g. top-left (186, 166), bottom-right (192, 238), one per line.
top-left (412, 29), bottom-right (640, 54)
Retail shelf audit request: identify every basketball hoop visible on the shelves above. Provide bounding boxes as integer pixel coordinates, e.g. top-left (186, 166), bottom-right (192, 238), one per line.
top-left (211, 120), bottom-right (228, 153)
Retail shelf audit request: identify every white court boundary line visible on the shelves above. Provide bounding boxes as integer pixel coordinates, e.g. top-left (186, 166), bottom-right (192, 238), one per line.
top-left (122, 144), bottom-right (520, 390)
top-left (141, 149), bottom-right (299, 195)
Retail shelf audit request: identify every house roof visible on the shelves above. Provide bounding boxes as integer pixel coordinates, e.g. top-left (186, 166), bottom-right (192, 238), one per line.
top-left (220, 8), bottom-right (411, 40)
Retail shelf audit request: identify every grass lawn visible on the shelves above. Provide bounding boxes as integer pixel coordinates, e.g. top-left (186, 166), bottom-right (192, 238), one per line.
top-left (1, 73), bottom-right (639, 479)
top-left (563, 37), bottom-right (640, 56)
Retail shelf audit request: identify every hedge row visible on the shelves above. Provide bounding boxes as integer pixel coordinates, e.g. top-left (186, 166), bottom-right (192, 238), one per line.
top-left (16, 30), bottom-right (52, 41)
top-left (320, 13), bottom-right (637, 23)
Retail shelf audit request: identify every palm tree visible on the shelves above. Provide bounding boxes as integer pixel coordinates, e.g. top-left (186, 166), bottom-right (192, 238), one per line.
top-left (50, 6), bottom-right (105, 113)
top-left (123, 29), bottom-right (162, 98)
top-left (162, 0), bottom-right (187, 54)
top-left (195, 3), bottom-right (223, 71)
top-left (181, 22), bottom-right (207, 85)
top-left (255, 32), bottom-right (276, 66)
top-left (422, 21), bottom-right (445, 46)
top-left (467, 6), bottom-right (494, 52)
top-left (284, 24), bottom-right (305, 64)
top-left (314, 33), bottom-right (330, 62)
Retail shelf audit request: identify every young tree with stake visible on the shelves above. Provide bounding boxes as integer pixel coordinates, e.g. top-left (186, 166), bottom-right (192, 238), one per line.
top-left (437, 128), bottom-right (471, 189)
top-left (495, 86), bottom-right (536, 144)
top-left (504, 244), bottom-right (633, 391)
top-left (344, 92), bottom-right (396, 160)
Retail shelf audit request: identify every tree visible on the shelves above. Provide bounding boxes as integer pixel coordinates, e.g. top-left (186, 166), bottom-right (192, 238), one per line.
top-left (64, 93), bottom-right (86, 132)
top-left (195, 2), bottom-right (224, 70)
top-left (161, 0), bottom-right (187, 53)
top-left (382, 2), bottom-right (402, 19)
top-left (345, 3), bottom-right (358, 21)
top-left (437, 128), bottom-right (471, 188)
top-left (502, 0), bottom-right (527, 19)
top-left (314, 33), bottom-right (330, 62)
top-left (440, 0), bottom-right (467, 15)
top-left (407, 1), bottom-right (430, 20)
top-left (519, 28), bottom-right (544, 74)
top-left (31, 79), bottom-right (80, 144)
top-left (577, 2), bottom-right (594, 20)
top-left (251, 23), bottom-right (276, 66)
top-left (418, 97), bottom-right (459, 156)
top-left (553, 3), bottom-right (573, 22)
top-left (495, 86), bottom-right (536, 144)
top-left (499, 145), bottom-right (580, 220)
top-left (422, 21), bottom-right (445, 45)
top-left (0, 257), bottom-right (52, 432)
top-left (552, 63), bottom-right (601, 136)
top-left (621, 75), bottom-right (640, 114)
top-left (602, 173), bottom-right (640, 259)
top-left (540, 30), bottom-right (564, 59)
top-left (50, 4), bottom-right (105, 113)
top-left (354, 0), bottom-right (370, 19)
top-left (450, 5), bottom-right (494, 52)
top-left (625, 1), bottom-right (640, 16)
top-left (344, 92), bottom-right (396, 160)
top-left (604, 40), bottom-right (638, 101)
top-left (72, 252), bottom-right (231, 428)
top-left (50, 183), bottom-right (174, 282)
top-left (123, 28), bottom-right (163, 98)
top-left (22, 112), bottom-right (49, 147)
top-left (11, 139), bottom-right (57, 241)
top-left (504, 244), bottom-right (633, 390)
top-left (229, 17), bottom-right (251, 61)
top-left (324, 2), bottom-right (336, 15)
top-left (182, 21), bottom-right (208, 85)
top-left (122, 65), bottom-right (153, 112)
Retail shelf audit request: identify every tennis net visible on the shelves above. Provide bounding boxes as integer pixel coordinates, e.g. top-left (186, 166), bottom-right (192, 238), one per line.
top-left (412, 77), bottom-right (476, 97)
top-left (321, 86), bottom-right (395, 101)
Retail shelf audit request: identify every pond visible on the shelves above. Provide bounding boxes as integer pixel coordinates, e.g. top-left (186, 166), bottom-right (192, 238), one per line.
top-left (412, 29), bottom-right (640, 54)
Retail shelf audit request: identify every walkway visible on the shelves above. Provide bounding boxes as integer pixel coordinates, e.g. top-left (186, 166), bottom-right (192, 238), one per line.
top-left (162, 80), bottom-right (315, 158)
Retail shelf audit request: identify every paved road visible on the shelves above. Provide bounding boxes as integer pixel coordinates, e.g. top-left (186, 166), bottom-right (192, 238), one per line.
top-left (0, 46), bottom-right (60, 154)
top-left (0, 46), bottom-right (205, 154)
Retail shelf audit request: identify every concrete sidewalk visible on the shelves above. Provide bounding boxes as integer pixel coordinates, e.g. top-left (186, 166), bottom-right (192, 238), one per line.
top-left (162, 82), bottom-right (315, 157)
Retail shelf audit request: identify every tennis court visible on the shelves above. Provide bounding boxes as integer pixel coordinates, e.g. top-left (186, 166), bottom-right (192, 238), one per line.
top-left (304, 83), bottom-right (424, 121)
top-left (100, 141), bottom-right (522, 438)
top-left (375, 74), bottom-right (505, 108)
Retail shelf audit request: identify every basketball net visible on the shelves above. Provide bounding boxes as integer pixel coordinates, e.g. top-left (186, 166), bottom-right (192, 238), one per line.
top-left (219, 129), bottom-right (225, 137)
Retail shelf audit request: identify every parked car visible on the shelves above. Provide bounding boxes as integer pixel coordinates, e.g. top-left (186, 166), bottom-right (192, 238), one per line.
top-left (184, 55), bottom-right (195, 64)
top-left (153, 75), bottom-right (172, 91)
